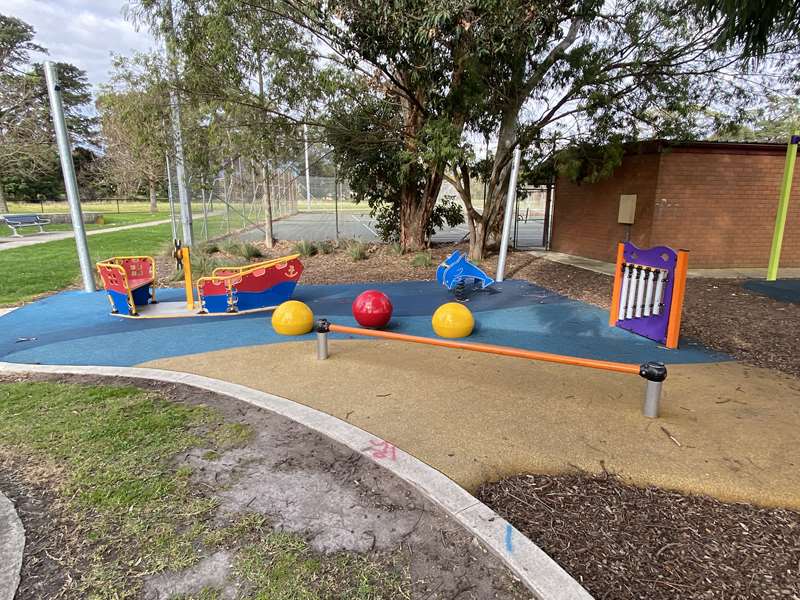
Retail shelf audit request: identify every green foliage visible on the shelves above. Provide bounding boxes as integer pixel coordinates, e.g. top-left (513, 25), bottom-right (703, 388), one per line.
top-left (389, 241), bottom-right (403, 255)
top-left (292, 240), bottom-right (318, 257)
top-left (96, 52), bottom-right (171, 198)
top-left (241, 242), bottom-right (264, 259)
top-left (557, 140), bottom-right (626, 184)
top-left (199, 241), bottom-right (220, 255)
top-left (695, 0), bottom-right (800, 55)
top-left (411, 252), bottom-right (432, 267)
top-left (317, 240), bottom-right (334, 254)
top-left (710, 96), bottom-right (800, 142)
top-left (346, 240), bottom-right (368, 261)
top-left (369, 196), bottom-right (464, 244)
top-left (0, 15), bottom-right (94, 203)
top-left (220, 240), bottom-right (263, 259)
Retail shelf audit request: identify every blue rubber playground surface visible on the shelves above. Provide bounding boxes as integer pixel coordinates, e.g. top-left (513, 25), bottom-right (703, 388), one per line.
top-left (0, 280), bottom-right (727, 367)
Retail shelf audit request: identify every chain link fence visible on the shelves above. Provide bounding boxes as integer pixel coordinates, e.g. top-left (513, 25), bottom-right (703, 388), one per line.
top-left (296, 176), bottom-right (357, 212)
top-left (164, 156), bottom-right (301, 244)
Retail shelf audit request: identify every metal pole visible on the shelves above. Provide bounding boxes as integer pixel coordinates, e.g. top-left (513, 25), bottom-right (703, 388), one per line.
top-left (643, 380), bottom-right (662, 418)
top-left (513, 188), bottom-right (520, 248)
top-left (239, 157), bottom-right (246, 229)
top-left (200, 176), bottom-right (209, 241)
top-left (303, 124), bottom-right (312, 210)
top-left (165, 0), bottom-right (193, 246)
top-left (316, 331), bottom-right (329, 359)
top-left (44, 61), bottom-right (95, 293)
top-left (165, 153), bottom-right (178, 242)
top-left (496, 146), bottom-right (522, 282)
top-left (767, 131), bottom-right (799, 281)
top-left (334, 166), bottom-right (340, 240)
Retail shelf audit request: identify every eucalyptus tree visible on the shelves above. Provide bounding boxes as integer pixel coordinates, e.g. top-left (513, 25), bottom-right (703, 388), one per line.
top-left (444, 0), bottom-right (797, 258)
top-left (128, 0), bottom-right (314, 246)
top-left (97, 53), bottom-right (172, 212)
top-left (0, 14), bottom-right (92, 211)
top-left (129, 0), bottom-right (796, 256)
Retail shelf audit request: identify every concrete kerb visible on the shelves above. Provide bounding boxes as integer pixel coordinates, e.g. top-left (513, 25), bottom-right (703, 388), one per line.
top-left (0, 361), bottom-right (592, 600)
top-left (0, 492), bottom-right (24, 600)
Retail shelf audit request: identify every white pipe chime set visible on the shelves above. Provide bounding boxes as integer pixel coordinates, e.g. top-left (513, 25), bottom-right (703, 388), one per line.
top-left (617, 264), bottom-right (668, 321)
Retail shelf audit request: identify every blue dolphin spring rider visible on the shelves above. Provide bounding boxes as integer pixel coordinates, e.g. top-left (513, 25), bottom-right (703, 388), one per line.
top-left (436, 250), bottom-right (495, 300)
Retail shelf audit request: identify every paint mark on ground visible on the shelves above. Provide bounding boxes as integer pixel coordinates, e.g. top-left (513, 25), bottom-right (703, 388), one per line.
top-left (368, 439), bottom-right (397, 461)
top-left (505, 524), bottom-right (513, 552)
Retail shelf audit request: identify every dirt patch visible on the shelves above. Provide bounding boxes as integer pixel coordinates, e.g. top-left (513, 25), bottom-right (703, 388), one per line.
top-left (477, 472), bottom-right (800, 600)
top-left (0, 374), bottom-right (531, 600)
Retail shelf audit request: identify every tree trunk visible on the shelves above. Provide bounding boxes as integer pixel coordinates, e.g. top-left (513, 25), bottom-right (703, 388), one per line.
top-left (0, 182), bottom-right (8, 213)
top-left (148, 178), bottom-right (158, 213)
top-left (399, 169), bottom-right (444, 252)
top-left (260, 162), bottom-right (274, 248)
top-left (467, 216), bottom-right (489, 262)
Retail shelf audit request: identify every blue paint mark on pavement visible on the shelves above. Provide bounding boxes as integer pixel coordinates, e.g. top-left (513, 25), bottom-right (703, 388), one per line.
top-left (505, 524), bottom-right (513, 552)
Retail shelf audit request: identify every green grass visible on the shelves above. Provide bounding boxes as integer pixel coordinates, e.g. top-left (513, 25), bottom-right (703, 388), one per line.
top-left (296, 200), bottom-right (363, 213)
top-left (0, 381), bottom-right (229, 597)
top-left (0, 215), bottom-right (228, 306)
top-left (234, 531), bottom-right (408, 599)
top-left (0, 381), bottom-right (410, 599)
top-left (0, 211), bottom-right (173, 237)
top-left (0, 222), bottom-right (176, 305)
top-left (4, 199), bottom-right (173, 214)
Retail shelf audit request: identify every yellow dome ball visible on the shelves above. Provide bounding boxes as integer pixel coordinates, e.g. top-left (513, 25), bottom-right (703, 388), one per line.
top-left (272, 300), bottom-right (314, 335)
top-left (432, 302), bottom-right (474, 338)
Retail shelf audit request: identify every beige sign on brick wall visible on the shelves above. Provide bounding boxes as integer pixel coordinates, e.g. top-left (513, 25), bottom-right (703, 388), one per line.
top-left (618, 194), bottom-right (637, 224)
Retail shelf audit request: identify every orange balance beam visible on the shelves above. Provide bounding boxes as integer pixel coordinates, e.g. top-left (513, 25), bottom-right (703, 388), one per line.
top-left (324, 322), bottom-right (645, 377)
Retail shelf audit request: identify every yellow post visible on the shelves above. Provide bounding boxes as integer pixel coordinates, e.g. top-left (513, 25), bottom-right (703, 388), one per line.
top-left (767, 131), bottom-right (799, 281)
top-left (181, 246), bottom-right (194, 310)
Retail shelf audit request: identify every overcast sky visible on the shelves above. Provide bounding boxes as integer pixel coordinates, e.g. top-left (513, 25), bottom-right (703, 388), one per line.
top-left (5, 0), bottom-right (156, 90)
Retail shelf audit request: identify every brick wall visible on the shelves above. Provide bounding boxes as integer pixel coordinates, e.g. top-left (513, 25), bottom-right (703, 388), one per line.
top-left (551, 153), bottom-right (660, 262)
top-left (652, 148), bottom-right (800, 268)
top-left (551, 143), bottom-right (800, 269)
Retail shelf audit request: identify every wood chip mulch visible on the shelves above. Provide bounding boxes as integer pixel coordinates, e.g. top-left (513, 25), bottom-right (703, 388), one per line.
top-left (477, 472), bottom-right (800, 600)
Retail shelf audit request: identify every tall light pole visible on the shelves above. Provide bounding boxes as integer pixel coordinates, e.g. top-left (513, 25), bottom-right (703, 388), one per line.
top-left (303, 124), bottom-right (312, 210)
top-left (44, 61), bottom-right (95, 292)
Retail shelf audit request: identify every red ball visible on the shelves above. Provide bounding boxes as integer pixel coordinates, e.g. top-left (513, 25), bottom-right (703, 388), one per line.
top-left (352, 290), bottom-right (393, 328)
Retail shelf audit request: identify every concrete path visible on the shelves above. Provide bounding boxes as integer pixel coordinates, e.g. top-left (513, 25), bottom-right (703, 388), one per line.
top-left (0, 218), bottom-right (172, 251)
top-left (0, 492), bottom-right (24, 600)
top-left (529, 250), bottom-right (800, 279)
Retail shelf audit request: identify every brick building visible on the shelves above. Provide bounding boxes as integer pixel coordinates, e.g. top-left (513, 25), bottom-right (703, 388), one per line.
top-left (551, 140), bottom-right (800, 268)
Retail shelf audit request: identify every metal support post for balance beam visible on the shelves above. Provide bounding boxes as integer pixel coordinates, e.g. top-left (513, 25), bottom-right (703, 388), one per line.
top-left (639, 361), bottom-right (667, 418)
top-left (316, 320), bottom-right (330, 360)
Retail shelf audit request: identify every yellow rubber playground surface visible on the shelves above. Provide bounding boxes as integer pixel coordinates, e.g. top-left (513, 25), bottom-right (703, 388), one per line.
top-left (144, 339), bottom-right (800, 510)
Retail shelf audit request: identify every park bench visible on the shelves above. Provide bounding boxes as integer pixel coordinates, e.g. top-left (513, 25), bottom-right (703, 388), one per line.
top-left (1, 214), bottom-right (51, 237)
